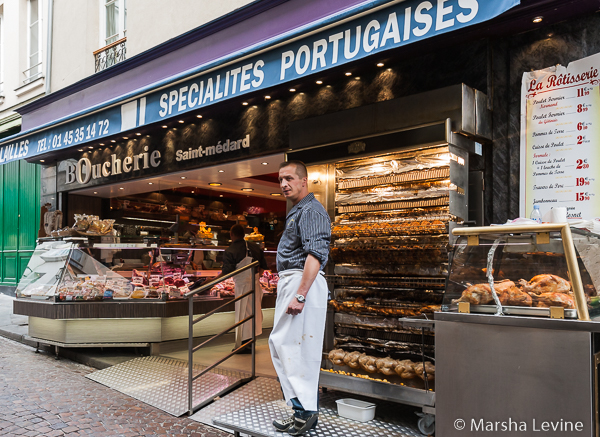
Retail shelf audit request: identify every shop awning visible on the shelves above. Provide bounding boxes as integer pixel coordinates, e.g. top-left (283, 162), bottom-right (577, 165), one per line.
top-left (0, 0), bottom-right (519, 165)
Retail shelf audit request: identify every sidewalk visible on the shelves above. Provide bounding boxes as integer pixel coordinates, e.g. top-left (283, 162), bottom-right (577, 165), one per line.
top-left (0, 294), bottom-right (140, 369)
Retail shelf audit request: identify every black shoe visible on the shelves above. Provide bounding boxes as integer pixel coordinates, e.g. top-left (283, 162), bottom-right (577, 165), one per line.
top-left (287, 413), bottom-right (319, 435)
top-left (232, 346), bottom-right (252, 354)
top-left (273, 414), bottom-right (295, 432)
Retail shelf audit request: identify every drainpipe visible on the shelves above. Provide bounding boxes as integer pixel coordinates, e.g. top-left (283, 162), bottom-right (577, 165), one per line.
top-left (45, 0), bottom-right (54, 95)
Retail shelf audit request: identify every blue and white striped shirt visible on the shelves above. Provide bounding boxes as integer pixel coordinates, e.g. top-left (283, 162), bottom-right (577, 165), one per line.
top-left (276, 193), bottom-right (331, 272)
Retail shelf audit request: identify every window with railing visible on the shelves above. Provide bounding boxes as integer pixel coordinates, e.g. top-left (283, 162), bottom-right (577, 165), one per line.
top-left (96, 0), bottom-right (126, 72)
top-left (24, 0), bottom-right (42, 85)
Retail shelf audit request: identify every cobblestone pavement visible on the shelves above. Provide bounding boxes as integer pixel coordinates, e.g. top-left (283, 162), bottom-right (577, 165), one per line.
top-left (0, 337), bottom-right (229, 436)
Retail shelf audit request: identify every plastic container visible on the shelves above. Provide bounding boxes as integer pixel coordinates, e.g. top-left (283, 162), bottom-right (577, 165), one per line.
top-left (335, 398), bottom-right (376, 422)
top-left (530, 205), bottom-right (542, 224)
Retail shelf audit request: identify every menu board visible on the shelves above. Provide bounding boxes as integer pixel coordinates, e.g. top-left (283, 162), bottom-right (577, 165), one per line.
top-left (520, 52), bottom-right (600, 220)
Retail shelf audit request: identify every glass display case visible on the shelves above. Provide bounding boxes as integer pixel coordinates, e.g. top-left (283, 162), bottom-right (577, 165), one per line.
top-left (16, 237), bottom-right (278, 302)
top-left (443, 224), bottom-right (598, 320)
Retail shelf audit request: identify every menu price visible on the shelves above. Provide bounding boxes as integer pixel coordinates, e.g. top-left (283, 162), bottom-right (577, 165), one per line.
top-left (520, 52), bottom-right (600, 220)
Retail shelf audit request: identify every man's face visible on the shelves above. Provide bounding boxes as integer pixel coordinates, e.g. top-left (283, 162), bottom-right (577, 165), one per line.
top-left (279, 164), bottom-right (307, 203)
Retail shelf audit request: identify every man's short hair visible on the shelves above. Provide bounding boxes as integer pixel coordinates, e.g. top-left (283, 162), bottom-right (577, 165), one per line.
top-left (279, 160), bottom-right (308, 179)
top-left (230, 224), bottom-right (245, 239)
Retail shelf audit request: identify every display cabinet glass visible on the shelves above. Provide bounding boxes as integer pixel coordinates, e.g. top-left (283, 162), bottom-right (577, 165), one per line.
top-left (16, 238), bottom-right (278, 302)
top-left (443, 224), bottom-right (599, 320)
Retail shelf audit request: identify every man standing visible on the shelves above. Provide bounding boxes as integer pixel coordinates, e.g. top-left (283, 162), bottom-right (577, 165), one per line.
top-left (269, 161), bottom-right (331, 435)
top-left (219, 224), bottom-right (266, 353)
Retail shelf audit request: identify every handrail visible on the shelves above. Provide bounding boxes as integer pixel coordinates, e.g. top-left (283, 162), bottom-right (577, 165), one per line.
top-left (187, 260), bottom-right (259, 415)
top-left (185, 260), bottom-right (259, 297)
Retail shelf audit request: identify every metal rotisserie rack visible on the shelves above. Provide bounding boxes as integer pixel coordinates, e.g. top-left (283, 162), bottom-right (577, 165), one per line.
top-left (320, 143), bottom-right (470, 413)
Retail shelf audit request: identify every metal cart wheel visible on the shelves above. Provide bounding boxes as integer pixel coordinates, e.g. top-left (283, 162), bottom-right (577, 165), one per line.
top-left (417, 413), bottom-right (435, 435)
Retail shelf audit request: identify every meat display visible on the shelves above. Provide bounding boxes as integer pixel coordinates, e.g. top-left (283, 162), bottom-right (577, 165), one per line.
top-left (327, 348), bottom-right (436, 381)
top-left (452, 275), bottom-right (576, 309)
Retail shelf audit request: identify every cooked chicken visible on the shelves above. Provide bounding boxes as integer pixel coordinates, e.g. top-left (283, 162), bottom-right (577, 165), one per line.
top-left (328, 349), bottom-right (346, 366)
top-left (497, 281), bottom-right (533, 307)
top-left (531, 292), bottom-right (576, 309)
top-left (343, 351), bottom-right (363, 369)
top-left (359, 354), bottom-right (378, 373)
top-left (414, 361), bottom-right (435, 381)
top-left (519, 274), bottom-right (571, 295)
top-left (375, 357), bottom-right (398, 376)
top-left (394, 360), bottom-right (417, 379)
top-left (452, 283), bottom-right (493, 305)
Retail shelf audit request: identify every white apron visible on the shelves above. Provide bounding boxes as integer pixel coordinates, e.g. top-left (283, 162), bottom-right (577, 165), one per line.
top-left (268, 269), bottom-right (328, 412)
top-left (233, 242), bottom-right (263, 345)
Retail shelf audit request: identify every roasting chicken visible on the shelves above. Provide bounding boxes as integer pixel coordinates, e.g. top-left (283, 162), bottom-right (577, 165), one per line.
top-left (359, 354), bottom-right (378, 373)
top-left (531, 292), bottom-right (575, 309)
top-left (328, 349), bottom-right (346, 366)
top-left (518, 274), bottom-right (571, 295)
top-left (394, 360), bottom-right (417, 379)
top-left (343, 351), bottom-right (363, 369)
top-left (496, 281), bottom-right (532, 307)
top-left (414, 361), bottom-right (435, 381)
top-left (375, 357), bottom-right (398, 376)
top-left (452, 283), bottom-right (494, 305)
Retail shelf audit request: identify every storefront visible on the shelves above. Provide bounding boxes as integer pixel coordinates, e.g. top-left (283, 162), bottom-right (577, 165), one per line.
top-left (6, 0), bottom-right (600, 434)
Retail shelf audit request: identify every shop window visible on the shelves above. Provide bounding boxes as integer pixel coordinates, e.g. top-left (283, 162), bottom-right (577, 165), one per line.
top-left (24, 0), bottom-right (42, 85)
top-left (95, 0), bottom-right (127, 72)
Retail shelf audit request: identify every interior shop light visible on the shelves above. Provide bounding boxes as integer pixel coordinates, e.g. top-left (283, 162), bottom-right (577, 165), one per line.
top-left (241, 188), bottom-right (254, 192)
top-left (99, 143), bottom-right (105, 146)
top-left (316, 80), bottom-right (323, 84)
top-left (123, 136), bottom-right (129, 140)
top-left (220, 195), bottom-right (223, 197)
top-left (242, 102), bottom-right (249, 105)
top-left (377, 62), bottom-right (384, 67)
top-left (119, 187), bottom-right (124, 190)
top-left (265, 95), bottom-right (271, 99)
top-left (111, 140), bottom-right (116, 143)
top-left (136, 133), bottom-right (141, 136)
top-left (289, 88), bottom-right (296, 92)
top-left (88, 147), bottom-right (94, 150)
top-left (178, 120), bottom-right (184, 123)
top-left (78, 149), bottom-right (84, 152)
top-left (270, 193), bottom-right (282, 196)
top-left (345, 72), bottom-right (352, 76)
top-left (148, 182), bottom-right (153, 185)
top-left (123, 217), bottom-right (177, 224)
top-left (196, 114), bottom-right (203, 118)
top-left (218, 170), bottom-right (225, 173)
top-left (39, 160), bottom-right (45, 162)
top-left (181, 176), bottom-right (186, 179)
top-left (354, 77), bottom-right (360, 80)
top-left (162, 125), bottom-right (168, 128)
top-left (209, 182), bottom-right (222, 186)
top-left (93, 192), bottom-right (98, 194)
top-left (532, 16), bottom-right (543, 23)
top-left (261, 162), bottom-right (268, 165)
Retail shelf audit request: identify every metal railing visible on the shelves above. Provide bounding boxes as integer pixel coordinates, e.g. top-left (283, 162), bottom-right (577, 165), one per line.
top-left (94, 37), bottom-right (127, 73)
top-left (23, 62), bottom-right (43, 85)
top-left (184, 260), bottom-right (259, 415)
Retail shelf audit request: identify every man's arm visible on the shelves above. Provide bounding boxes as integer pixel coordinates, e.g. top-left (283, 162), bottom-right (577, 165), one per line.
top-left (286, 254), bottom-right (321, 315)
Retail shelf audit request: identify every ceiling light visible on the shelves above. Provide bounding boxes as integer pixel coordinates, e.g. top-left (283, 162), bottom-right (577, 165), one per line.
top-left (178, 120), bottom-right (184, 123)
top-left (377, 62), bottom-right (384, 67)
top-left (111, 140), bottom-right (116, 143)
top-left (88, 147), bottom-right (94, 150)
top-left (261, 162), bottom-right (268, 165)
top-left (119, 187), bottom-right (124, 190)
top-left (252, 105), bottom-right (258, 108)
top-left (99, 143), bottom-right (105, 146)
top-left (345, 72), bottom-right (352, 76)
top-left (265, 95), bottom-right (271, 99)
top-left (241, 188), bottom-right (254, 192)
top-left (209, 182), bottom-right (222, 186)
top-left (218, 170), bottom-right (224, 173)
top-left (219, 194), bottom-right (223, 197)
top-left (289, 88), bottom-right (296, 92)
top-left (242, 102), bottom-right (249, 106)
top-left (270, 193), bottom-right (282, 196)
top-left (178, 182), bottom-right (182, 185)
top-left (181, 176), bottom-right (186, 179)
top-left (148, 182), bottom-right (153, 185)
top-left (123, 136), bottom-right (128, 139)
top-left (93, 192), bottom-right (98, 194)
top-left (191, 191), bottom-right (195, 194)
top-left (196, 114), bottom-right (203, 118)
top-left (162, 125), bottom-right (168, 128)
top-left (136, 133), bottom-right (141, 136)
top-left (532, 16), bottom-right (543, 23)
top-left (354, 77), bottom-right (360, 80)
top-left (39, 159), bottom-right (45, 163)
top-left (78, 149), bottom-right (84, 152)
top-left (316, 80), bottom-right (323, 85)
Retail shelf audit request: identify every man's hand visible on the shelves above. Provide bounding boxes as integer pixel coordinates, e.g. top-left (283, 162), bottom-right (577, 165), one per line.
top-left (286, 299), bottom-right (305, 315)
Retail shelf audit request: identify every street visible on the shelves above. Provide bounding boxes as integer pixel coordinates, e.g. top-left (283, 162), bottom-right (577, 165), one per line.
top-left (0, 336), bottom-right (228, 437)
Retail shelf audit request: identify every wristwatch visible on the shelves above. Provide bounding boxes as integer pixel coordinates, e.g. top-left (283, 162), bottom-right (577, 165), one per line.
top-left (295, 294), bottom-right (306, 303)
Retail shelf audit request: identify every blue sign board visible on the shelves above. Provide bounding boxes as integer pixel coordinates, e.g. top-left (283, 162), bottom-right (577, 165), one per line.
top-left (0, 0), bottom-right (519, 164)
